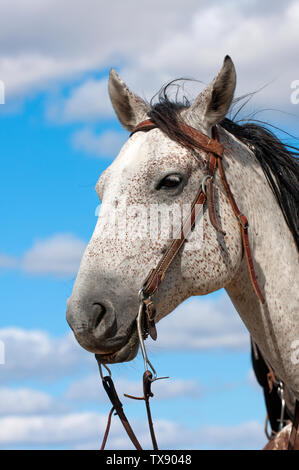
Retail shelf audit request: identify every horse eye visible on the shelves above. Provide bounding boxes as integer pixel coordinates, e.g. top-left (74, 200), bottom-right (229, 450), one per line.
top-left (157, 174), bottom-right (182, 190)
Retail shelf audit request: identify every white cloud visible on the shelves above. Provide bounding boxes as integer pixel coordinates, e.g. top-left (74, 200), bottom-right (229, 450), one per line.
top-left (0, 409), bottom-right (265, 449)
top-left (0, 0), bottom-right (297, 130)
top-left (0, 388), bottom-right (58, 415)
top-left (0, 328), bottom-right (93, 383)
top-left (0, 412), bottom-right (107, 446)
top-left (0, 291), bottom-right (248, 386)
top-left (71, 128), bottom-right (128, 158)
top-left (76, 418), bottom-right (267, 450)
top-left (48, 79), bottom-right (114, 123)
top-left (0, 408), bottom-right (193, 449)
top-left (21, 233), bottom-right (86, 277)
top-left (0, 53), bottom-right (98, 100)
top-left (122, 0), bottom-right (299, 115)
top-left (0, 0), bottom-right (199, 100)
top-left (37, 0), bottom-right (299, 134)
top-left (197, 420), bottom-right (265, 450)
top-left (0, 233), bottom-right (87, 279)
top-left (0, 254), bottom-right (17, 268)
top-left (0, 294), bottom-right (249, 389)
top-left (0, 412), bottom-right (187, 448)
top-left (152, 293), bottom-right (249, 352)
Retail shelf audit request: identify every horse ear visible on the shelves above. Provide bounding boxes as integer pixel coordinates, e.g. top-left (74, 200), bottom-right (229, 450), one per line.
top-left (183, 56), bottom-right (236, 131)
top-left (108, 69), bottom-right (149, 131)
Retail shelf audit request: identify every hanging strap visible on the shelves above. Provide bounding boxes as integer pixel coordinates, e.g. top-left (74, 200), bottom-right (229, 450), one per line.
top-left (100, 406), bottom-right (115, 450)
top-left (100, 375), bottom-right (143, 450)
top-left (124, 370), bottom-right (159, 450)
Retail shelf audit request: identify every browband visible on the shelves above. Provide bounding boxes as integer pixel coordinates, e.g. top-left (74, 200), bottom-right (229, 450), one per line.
top-left (130, 119), bottom-right (224, 157)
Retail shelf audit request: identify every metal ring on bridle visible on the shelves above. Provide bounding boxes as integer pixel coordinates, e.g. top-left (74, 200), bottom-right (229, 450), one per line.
top-left (201, 174), bottom-right (213, 195)
top-left (136, 299), bottom-right (157, 379)
top-left (98, 362), bottom-right (112, 380)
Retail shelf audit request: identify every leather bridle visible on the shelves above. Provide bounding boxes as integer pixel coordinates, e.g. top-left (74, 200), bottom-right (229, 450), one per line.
top-left (96, 119), bottom-right (299, 450)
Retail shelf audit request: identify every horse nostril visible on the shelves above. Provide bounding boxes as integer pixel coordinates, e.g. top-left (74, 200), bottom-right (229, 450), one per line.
top-left (93, 303), bottom-right (107, 329)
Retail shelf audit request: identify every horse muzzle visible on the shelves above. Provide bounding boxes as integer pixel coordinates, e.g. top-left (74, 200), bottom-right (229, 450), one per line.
top-left (66, 296), bottom-right (139, 362)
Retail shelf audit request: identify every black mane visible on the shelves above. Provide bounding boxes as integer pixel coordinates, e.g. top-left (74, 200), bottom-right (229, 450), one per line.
top-left (148, 81), bottom-right (299, 252)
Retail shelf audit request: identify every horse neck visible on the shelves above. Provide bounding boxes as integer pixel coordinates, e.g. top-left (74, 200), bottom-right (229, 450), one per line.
top-left (219, 127), bottom-right (299, 397)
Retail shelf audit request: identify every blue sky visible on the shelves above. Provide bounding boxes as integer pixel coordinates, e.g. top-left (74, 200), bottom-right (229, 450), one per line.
top-left (0, 0), bottom-right (298, 450)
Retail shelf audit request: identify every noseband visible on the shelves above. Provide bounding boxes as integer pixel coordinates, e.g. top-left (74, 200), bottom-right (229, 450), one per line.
top-left (96, 119), bottom-right (299, 450)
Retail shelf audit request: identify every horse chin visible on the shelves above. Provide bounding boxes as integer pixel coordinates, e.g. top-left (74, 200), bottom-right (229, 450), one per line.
top-left (95, 328), bottom-right (139, 364)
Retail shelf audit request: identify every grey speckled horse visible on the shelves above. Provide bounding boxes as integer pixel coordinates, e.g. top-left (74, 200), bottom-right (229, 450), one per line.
top-left (66, 57), bottom-right (299, 431)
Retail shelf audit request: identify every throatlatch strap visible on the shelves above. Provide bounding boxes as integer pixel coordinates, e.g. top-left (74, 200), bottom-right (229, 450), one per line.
top-left (213, 127), bottom-right (265, 304)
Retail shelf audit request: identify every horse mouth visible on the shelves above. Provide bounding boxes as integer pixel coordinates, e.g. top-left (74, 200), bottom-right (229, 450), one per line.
top-left (95, 327), bottom-right (139, 364)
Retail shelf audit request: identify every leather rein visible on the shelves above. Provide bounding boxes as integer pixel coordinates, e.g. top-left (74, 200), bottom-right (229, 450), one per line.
top-left (96, 119), bottom-right (299, 450)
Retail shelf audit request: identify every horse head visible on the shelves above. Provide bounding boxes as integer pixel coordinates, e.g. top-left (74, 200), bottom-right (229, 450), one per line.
top-left (66, 56), bottom-right (246, 364)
